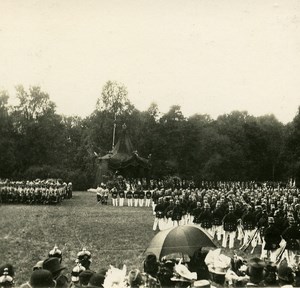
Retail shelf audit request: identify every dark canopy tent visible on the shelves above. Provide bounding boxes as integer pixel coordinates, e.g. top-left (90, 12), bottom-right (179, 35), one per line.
top-left (95, 126), bottom-right (150, 185)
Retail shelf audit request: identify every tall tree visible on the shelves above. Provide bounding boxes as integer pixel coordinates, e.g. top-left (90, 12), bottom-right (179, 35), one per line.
top-left (11, 86), bottom-right (65, 173)
top-left (0, 90), bottom-right (16, 178)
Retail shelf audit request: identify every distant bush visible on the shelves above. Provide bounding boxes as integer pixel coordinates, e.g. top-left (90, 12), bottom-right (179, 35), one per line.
top-left (22, 165), bottom-right (66, 180)
top-left (68, 169), bottom-right (91, 191)
top-left (20, 166), bottom-right (91, 191)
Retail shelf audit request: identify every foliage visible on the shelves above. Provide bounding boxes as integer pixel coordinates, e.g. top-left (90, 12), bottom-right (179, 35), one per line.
top-left (0, 84), bottom-right (300, 186)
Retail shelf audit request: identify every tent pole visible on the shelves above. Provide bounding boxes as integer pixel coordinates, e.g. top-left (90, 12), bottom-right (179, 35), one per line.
top-left (112, 113), bottom-right (116, 150)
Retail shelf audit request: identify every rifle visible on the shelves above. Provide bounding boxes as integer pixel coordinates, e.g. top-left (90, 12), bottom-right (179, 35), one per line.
top-left (239, 228), bottom-right (258, 252)
top-left (275, 240), bottom-right (287, 265)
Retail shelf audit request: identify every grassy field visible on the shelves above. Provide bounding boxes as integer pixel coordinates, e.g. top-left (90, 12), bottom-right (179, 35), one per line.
top-left (0, 192), bottom-right (155, 285)
top-left (0, 192), bottom-right (258, 286)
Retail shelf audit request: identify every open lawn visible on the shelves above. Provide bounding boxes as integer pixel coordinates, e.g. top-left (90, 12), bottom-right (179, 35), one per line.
top-left (0, 192), bottom-right (155, 285)
top-left (0, 192), bottom-right (259, 286)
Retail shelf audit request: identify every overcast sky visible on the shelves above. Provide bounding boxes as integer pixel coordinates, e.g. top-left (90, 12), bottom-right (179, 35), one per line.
top-left (0, 0), bottom-right (299, 123)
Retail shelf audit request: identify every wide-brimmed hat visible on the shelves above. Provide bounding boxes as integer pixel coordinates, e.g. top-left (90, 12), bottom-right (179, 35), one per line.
top-left (30, 269), bottom-right (56, 288)
top-left (246, 257), bottom-right (265, 283)
top-left (43, 257), bottom-right (66, 276)
top-left (171, 262), bottom-right (197, 282)
top-left (210, 266), bottom-right (227, 275)
top-left (191, 280), bottom-right (216, 288)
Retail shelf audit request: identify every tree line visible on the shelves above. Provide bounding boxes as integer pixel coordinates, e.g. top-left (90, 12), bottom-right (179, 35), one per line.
top-left (0, 81), bottom-right (299, 190)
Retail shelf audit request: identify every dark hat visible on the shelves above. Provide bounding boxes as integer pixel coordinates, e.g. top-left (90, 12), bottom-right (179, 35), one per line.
top-left (144, 254), bottom-right (159, 276)
top-left (263, 261), bottom-right (277, 285)
top-left (79, 270), bottom-right (95, 286)
top-left (278, 264), bottom-right (294, 283)
top-left (88, 273), bottom-right (105, 287)
top-left (43, 257), bottom-right (66, 277)
top-left (30, 269), bottom-right (56, 288)
top-left (98, 268), bottom-right (108, 276)
top-left (247, 257), bottom-right (265, 284)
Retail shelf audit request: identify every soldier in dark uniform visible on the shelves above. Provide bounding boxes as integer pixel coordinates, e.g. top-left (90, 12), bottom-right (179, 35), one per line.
top-left (153, 198), bottom-right (166, 231)
top-left (151, 189), bottom-right (160, 213)
top-left (241, 205), bottom-right (257, 247)
top-left (263, 217), bottom-right (282, 262)
top-left (145, 190), bottom-right (152, 207)
top-left (164, 199), bottom-right (175, 229)
top-left (274, 209), bottom-right (286, 234)
top-left (192, 202), bottom-right (202, 225)
top-left (126, 189), bottom-right (133, 207)
top-left (212, 201), bottom-right (224, 241)
top-left (180, 196), bottom-right (188, 225)
top-left (282, 217), bottom-right (300, 266)
top-left (172, 200), bottom-right (183, 227)
top-left (198, 203), bottom-right (213, 237)
top-left (222, 205), bottom-right (238, 249)
top-left (133, 189), bottom-right (139, 207)
top-left (139, 189), bottom-right (145, 207)
top-left (111, 187), bottom-right (118, 206)
top-left (119, 189), bottom-right (125, 207)
top-left (187, 196), bottom-right (197, 224)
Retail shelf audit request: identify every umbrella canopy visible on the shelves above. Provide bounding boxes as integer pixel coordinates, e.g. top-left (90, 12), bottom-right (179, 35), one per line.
top-left (145, 225), bottom-right (217, 260)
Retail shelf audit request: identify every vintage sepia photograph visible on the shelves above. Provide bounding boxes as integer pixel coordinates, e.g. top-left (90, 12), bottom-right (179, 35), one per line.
top-left (0, 0), bottom-right (300, 287)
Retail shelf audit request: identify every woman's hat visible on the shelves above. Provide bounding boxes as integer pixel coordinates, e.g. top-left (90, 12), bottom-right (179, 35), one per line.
top-left (171, 261), bottom-right (197, 282)
top-left (210, 266), bottom-right (227, 275)
top-left (192, 280), bottom-right (216, 288)
top-left (128, 269), bottom-right (143, 286)
top-left (42, 257), bottom-right (66, 276)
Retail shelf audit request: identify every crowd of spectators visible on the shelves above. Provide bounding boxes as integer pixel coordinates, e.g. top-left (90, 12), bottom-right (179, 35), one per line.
top-left (1, 245), bottom-right (300, 288)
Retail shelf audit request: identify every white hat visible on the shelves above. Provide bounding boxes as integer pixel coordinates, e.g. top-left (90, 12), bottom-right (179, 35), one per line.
top-left (171, 260), bottom-right (197, 282)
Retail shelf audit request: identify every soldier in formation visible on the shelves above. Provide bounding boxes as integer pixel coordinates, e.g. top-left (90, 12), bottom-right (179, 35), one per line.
top-left (0, 179), bottom-right (69, 205)
top-left (149, 180), bottom-right (300, 266)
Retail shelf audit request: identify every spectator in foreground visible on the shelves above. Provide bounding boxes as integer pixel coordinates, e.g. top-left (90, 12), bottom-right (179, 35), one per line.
top-left (88, 273), bottom-right (105, 288)
top-left (278, 264), bottom-right (295, 288)
top-left (245, 257), bottom-right (265, 287)
top-left (29, 269), bottom-right (56, 288)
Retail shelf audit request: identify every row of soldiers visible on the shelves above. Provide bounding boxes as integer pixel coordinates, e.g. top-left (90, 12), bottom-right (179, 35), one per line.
top-left (0, 180), bottom-right (73, 205)
top-left (118, 177), bottom-right (295, 191)
top-left (152, 185), bottom-right (300, 265)
top-left (95, 184), bottom-right (153, 207)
